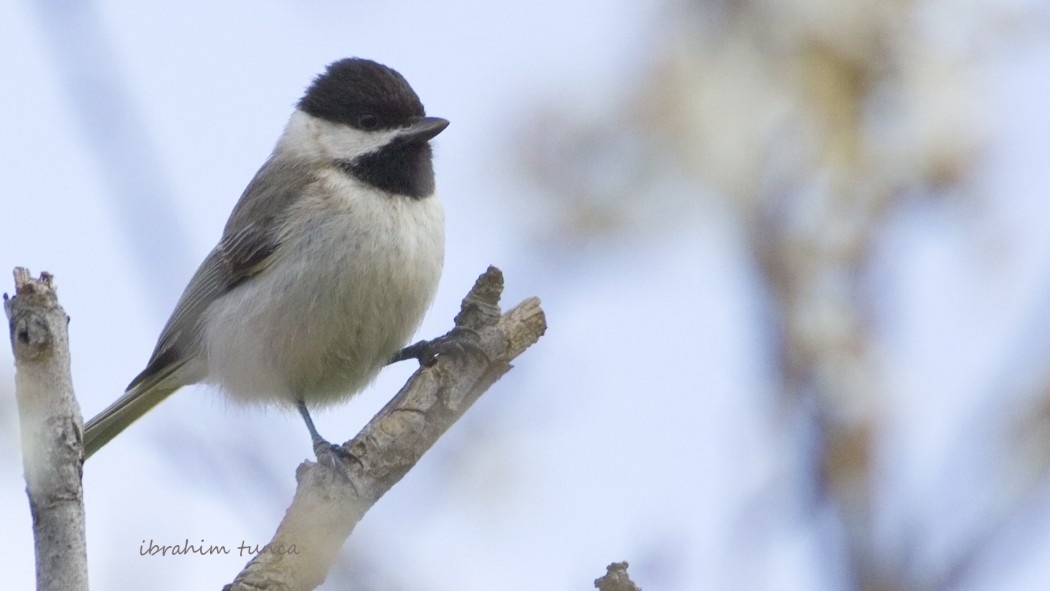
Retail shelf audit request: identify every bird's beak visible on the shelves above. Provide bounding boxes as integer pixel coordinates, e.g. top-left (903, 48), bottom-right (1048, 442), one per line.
top-left (400, 117), bottom-right (449, 143)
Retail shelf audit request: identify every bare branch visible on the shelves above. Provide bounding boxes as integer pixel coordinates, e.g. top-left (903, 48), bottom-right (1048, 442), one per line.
top-left (594, 561), bottom-right (641, 591)
top-left (224, 266), bottom-right (546, 591)
top-left (4, 268), bottom-right (88, 591)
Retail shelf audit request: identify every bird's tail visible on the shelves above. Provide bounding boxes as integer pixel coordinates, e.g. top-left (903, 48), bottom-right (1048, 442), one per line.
top-left (83, 370), bottom-right (182, 459)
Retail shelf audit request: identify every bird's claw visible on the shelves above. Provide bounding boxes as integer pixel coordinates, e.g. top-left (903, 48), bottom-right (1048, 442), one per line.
top-left (390, 327), bottom-right (486, 367)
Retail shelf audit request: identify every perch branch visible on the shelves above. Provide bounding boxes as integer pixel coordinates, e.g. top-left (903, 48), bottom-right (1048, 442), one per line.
top-left (224, 266), bottom-right (546, 591)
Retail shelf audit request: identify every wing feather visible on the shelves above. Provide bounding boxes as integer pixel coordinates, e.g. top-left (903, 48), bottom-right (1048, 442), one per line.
top-left (84, 158), bottom-right (322, 458)
top-left (134, 158), bottom-right (320, 385)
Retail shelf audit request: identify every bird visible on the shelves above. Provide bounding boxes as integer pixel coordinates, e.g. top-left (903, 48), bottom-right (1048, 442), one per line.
top-left (84, 58), bottom-right (448, 460)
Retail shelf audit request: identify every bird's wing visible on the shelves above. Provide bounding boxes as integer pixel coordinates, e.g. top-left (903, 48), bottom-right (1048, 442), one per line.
top-left (84, 158), bottom-right (320, 459)
top-left (217, 158), bottom-right (317, 285)
top-left (132, 158), bottom-right (319, 388)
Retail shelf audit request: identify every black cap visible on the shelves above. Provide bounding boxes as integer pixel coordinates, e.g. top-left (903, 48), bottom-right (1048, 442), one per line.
top-left (298, 58), bottom-right (426, 131)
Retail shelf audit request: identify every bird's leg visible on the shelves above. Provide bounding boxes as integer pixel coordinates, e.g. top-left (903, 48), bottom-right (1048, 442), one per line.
top-left (388, 327), bottom-right (486, 367)
top-left (296, 400), bottom-right (327, 449)
top-left (388, 340), bottom-right (430, 365)
top-left (296, 400), bottom-right (358, 474)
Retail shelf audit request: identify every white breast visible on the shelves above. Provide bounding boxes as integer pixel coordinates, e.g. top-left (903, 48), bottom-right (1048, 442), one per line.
top-left (201, 171), bottom-right (444, 407)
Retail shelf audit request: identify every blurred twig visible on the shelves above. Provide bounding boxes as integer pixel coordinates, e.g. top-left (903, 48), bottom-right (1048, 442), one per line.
top-left (513, 0), bottom-right (1042, 588)
top-left (31, 0), bottom-right (192, 304)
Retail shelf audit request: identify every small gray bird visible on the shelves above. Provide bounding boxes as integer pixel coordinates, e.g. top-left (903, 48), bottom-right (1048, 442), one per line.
top-left (84, 58), bottom-right (448, 459)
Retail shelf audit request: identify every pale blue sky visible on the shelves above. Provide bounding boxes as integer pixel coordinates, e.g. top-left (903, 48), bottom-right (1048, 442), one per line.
top-left (3, 1), bottom-right (1050, 590)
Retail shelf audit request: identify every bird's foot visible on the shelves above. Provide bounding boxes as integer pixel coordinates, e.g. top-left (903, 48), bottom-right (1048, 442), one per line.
top-left (389, 327), bottom-right (486, 367)
top-left (312, 438), bottom-right (360, 478)
top-left (297, 399), bottom-right (359, 480)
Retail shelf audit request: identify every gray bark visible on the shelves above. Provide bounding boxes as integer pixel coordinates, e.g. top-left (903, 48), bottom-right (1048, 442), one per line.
top-left (5, 268), bottom-right (89, 591)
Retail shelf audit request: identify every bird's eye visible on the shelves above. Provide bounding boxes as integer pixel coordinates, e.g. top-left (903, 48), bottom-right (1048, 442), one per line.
top-left (357, 113), bottom-right (379, 129)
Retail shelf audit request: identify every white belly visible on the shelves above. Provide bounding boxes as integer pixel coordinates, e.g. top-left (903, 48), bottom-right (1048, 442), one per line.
top-left (201, 173), bottom-right (444, 407)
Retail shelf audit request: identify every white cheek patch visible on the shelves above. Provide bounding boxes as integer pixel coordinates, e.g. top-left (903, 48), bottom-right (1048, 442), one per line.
top-left (276, 110), bottom-right (401, 162)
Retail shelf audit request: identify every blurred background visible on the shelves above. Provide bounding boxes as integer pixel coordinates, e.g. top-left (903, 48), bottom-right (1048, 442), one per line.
top-left (3, 0), bottom-right (1050, 589)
